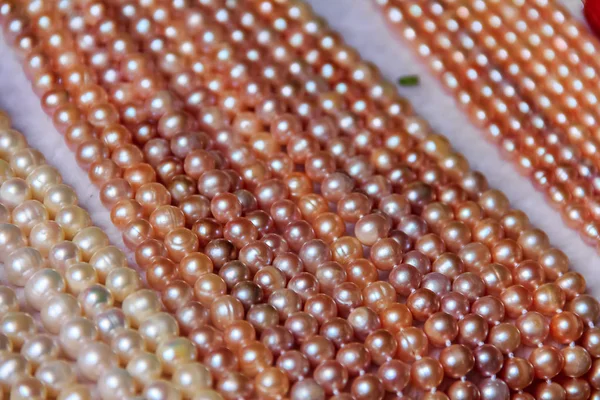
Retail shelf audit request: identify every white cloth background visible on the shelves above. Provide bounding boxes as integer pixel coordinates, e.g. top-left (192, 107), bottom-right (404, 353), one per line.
top-left (0, 1), bottom-right (596, 292)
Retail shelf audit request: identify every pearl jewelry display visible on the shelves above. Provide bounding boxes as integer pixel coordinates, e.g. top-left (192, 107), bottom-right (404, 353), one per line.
top-left (0, 0), bottom-right (597, 399)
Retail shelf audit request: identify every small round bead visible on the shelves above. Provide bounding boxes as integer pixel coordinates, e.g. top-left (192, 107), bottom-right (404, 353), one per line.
top-left (410, 357), bottom-right (443, 390)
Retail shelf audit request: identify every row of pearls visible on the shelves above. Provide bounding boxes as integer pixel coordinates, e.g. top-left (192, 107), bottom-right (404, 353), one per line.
top-left (371, 0), bottom-right (600, 398)
top-left (376, 0), bottom-right (600, 246)
top-left (0, 115), bottom-right (219, 399)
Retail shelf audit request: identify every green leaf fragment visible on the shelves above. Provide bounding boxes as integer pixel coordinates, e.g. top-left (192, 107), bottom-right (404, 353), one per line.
top-left (398, 75), bottom-right (420, 86)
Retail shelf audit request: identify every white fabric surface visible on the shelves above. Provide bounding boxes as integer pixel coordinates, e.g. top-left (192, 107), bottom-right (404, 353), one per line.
top-left (0, 0), bottom-right (597, 292)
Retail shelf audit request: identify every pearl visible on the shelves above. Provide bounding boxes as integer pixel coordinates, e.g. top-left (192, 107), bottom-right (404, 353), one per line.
top-left (156, 337), bottom-right (197, 374)
top-left (410, 357), bottom-right (444, 390)
top-left (10, 376), bottom-right (48, 400)
top-left (57, 384), bottom-right (93, 400)
top-left (76, 342), bottom-right (118, 381)
top-left (172, 362), bottom-right (213, 396)
top-left (97, 367), bottom-right (137, 399)
top-left (122, 289), bottom-right (162, 328)
top-left (21, 333), bottom-right (60, 368)
top-left (58, 315), bottom-right (98, 360)
top-left (144, 380), bottom-right (183, 400)
top-left (24, 268), bottom-right (66, 311)
top-left (127, 351), bottom-right (163, 386)
top-left (89, 245), bottom-right (128, 281)
top-left (290, 379), bottom-right (324, 400)
top-left (35, 360), bottom-right (76, 397)
top-left (0, 311), bottom-right (36, 349)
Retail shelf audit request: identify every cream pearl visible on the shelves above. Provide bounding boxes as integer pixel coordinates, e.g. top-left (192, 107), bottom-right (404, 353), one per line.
top-left (55, 206), bottom-right (92, 240)
top-left (156, 337), bottom-right (197, 374)
top-left (77, 284), bottom-right (114, 318)
top-left (172, 362), bottom-right (213, 396)
top-left (48, 241), bottom-right (82, 271)
top-left (0, 286), bottom-right (19, 316)
top-left (0, 311), bottom-right (36, 349)
top-left (57, 384), bottom-right (93, 400)
top-left (77, 342), bottom-right (118, 381)
top-left (73, 227), bottom-right (110, 261)
top-left (95, 308), bottom-right (129, 340)
top-left (0, 160), bottom-right (14, 186)
top-left (20, 333), bottom-right (60, 368)
top-left (0, 178), bottom-right (32, 210)
top-left (35, 359), bottom-right (76, 397)
top-left (110, 329), bottom-right (146, 364)
top-left (10, 147), bottom-right (46, 178)
top-left (105, 267), bottom-right (142, 302)
top-left (126, 351), bottom-right (163, 386)
top-left (0, 223), bottom-right (27, 263)
top-left (144, 380), bottom-right (183, 400)
top-left (58, 317), bottom-right (99, 359)
top-left (65, 262), bottom-right (99, 295)
top-left (26, 164), bottom-right (62, 200)
top-left (43, 183), bottom-right (78, 218)
top-left (89, 245), bottom-right (128, 282)
top-left (0, 353), bottom-right (31, 392)
top-left (40, 293), bottom-right (82, 334)
top-left (10, 148), bottom-right (46, 178)
top-left (0, 129), bottom-right (27, 160)
top-left (98, 367), bottom-right (138, 400)
top-left (24, 268), bottom-right (66, 311)
top-left (28, 220), bottom-right (64, 256)
top-left (139, 312), bottom-right (179, 351)
top-left (122, 289), bottom-right (162, 327)
top-left (0, 159), bottom-right (14, 186)
top-left (5, 246), bottom-right (42, 286)
top-left (12, 200), bottom-right (49, 235)
top-left (10, 376), bottom-right (47, 400)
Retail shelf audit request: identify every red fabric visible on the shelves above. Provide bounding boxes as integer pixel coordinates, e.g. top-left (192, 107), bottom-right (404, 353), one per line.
top-left (584, 0), bottom-right (600, 36)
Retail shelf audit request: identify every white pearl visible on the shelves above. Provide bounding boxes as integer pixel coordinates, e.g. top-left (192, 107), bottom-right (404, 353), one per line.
top-left (40, 293), bottom-right (82, 334)
top-left (24, 268), bottom-right (66, 311)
